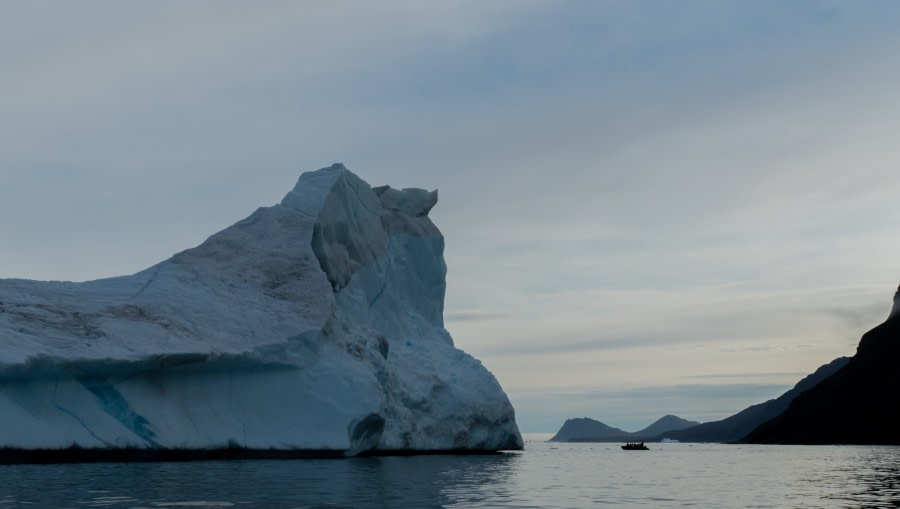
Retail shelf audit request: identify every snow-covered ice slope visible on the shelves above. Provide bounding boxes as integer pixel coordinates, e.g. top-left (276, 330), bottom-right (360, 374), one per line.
top-left (0, 164), bottom-right (522, 456)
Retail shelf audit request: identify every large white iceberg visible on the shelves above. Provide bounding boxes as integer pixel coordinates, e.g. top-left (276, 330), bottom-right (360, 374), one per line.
top-left (0, 164), bottom-right (522, 458)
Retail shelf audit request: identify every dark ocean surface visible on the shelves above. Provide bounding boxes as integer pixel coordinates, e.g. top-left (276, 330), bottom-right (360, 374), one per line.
top-left (1, 438), bottom-right (898, 508)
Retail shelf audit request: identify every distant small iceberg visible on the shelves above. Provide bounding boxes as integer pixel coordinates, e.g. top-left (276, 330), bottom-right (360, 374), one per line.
top-left (659, 438), bottom-right (680, 443)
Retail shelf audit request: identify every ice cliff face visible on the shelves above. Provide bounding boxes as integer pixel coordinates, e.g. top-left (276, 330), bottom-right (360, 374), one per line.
top-left (0, 164), bottom-right (522, 456)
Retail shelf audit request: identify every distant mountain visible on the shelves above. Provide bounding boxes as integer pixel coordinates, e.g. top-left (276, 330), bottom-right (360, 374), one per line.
top-left (653, 356), bottom-right (850, 443)
top-left (549, 415), bottom-right (699, 442)
top-left (636, 415), bottom-right (700, 437)
top-left (549, 418), bottom-right (629, 442)
top-left (743, 286), bottom-right (900, 444)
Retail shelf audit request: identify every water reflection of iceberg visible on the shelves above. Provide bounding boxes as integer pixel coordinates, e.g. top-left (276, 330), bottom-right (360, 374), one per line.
top-left (0, 454), bottom-right (523, 508)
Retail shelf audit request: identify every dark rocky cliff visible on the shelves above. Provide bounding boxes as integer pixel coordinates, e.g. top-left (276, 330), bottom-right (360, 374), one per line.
top-left (742, 285), bottom-right (900, 444)
top-left (653, 357), bottom-right (849, 443)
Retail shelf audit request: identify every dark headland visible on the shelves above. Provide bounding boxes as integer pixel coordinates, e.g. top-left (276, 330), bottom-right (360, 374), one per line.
top-left (654, 356), bottom-right (849, 443)
top-left (742, 285), bottom-right (900, 444)
top-left (550, 285), bottom-right (900, 445)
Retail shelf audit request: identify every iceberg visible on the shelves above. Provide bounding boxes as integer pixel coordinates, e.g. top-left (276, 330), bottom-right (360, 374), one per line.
top-left (0, 164), bottom-right (522, 459)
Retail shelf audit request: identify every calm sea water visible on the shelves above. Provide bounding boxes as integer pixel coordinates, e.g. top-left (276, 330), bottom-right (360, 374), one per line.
top-left (1, 437), bottom-right (898, 508)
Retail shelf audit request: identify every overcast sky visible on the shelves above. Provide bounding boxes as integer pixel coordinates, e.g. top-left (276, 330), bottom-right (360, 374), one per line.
top-left (3, 1), bottom-right (900, 432)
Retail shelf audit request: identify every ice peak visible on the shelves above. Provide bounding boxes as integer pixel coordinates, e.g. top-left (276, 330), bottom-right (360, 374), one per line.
top-left (280, 163), bottom-right (356, 214)
top-left (374, 186), bottom-right (438, 218)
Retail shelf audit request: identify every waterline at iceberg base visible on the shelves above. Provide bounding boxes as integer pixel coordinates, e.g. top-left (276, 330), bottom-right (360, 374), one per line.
top-left (0, 164), bottom-right (522, 462)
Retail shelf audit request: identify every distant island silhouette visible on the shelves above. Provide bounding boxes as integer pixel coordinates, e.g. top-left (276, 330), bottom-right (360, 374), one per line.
top-left (549, 415), bottom-right (699, 443)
